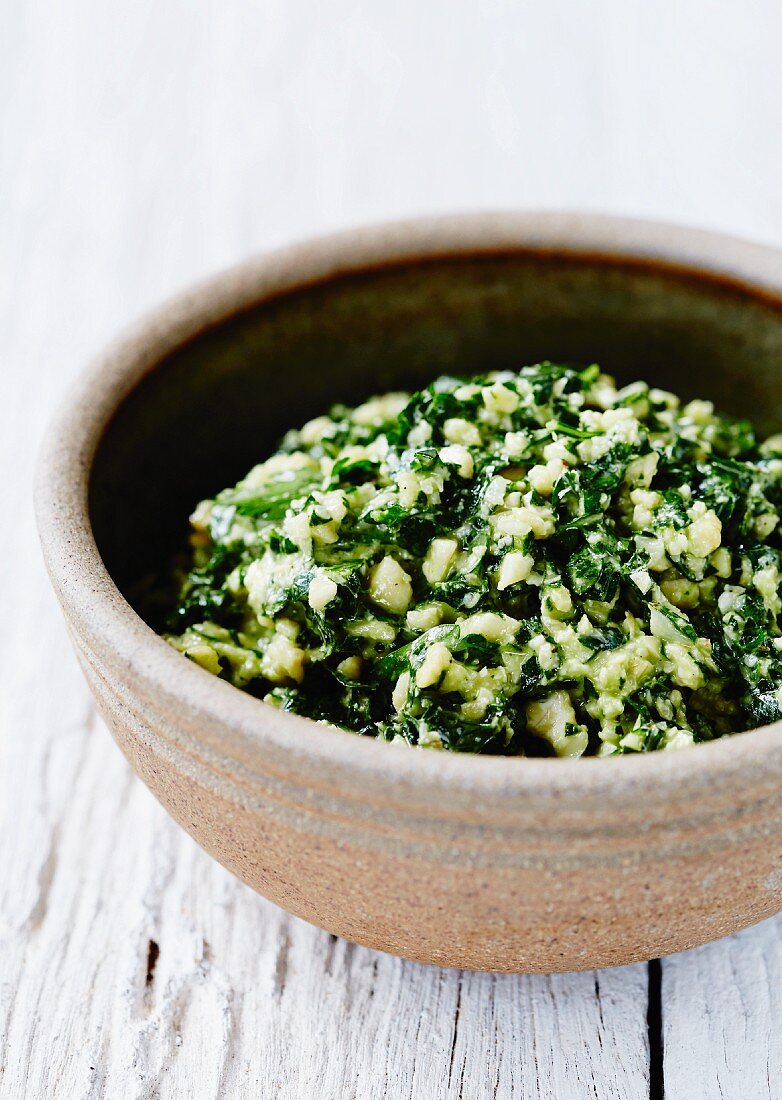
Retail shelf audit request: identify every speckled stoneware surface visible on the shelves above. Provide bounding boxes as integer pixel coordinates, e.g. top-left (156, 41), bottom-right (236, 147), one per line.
top-left (36, 213), bottom-right (782, 972)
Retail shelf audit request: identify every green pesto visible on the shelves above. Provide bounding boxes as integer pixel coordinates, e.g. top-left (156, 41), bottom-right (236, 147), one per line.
top-left (161, 363), bottom-right (782, 756)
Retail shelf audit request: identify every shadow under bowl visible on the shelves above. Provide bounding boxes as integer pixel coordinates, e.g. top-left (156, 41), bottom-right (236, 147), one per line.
top-left (36, 212), bottom-right (782, 972)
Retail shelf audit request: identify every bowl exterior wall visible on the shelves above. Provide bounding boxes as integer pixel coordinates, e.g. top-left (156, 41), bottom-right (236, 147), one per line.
top-left (69, 622), bottom-right (782, 972)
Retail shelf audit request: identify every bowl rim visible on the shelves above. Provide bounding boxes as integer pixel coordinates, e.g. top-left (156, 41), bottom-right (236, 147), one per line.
top-left (35, 210), bottom-right (782, 803)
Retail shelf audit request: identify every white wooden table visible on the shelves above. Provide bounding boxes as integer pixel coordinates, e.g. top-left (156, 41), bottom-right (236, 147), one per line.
top-left (2, 3), bottom-right (781, 1096)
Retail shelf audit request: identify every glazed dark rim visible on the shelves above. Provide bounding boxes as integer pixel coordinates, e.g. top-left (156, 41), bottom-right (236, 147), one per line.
top-left (35, 211), bottom-right (782, 804)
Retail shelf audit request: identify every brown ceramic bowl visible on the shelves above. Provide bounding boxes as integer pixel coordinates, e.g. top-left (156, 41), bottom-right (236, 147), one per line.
top-left (36, 213), bottom-right (782, 973)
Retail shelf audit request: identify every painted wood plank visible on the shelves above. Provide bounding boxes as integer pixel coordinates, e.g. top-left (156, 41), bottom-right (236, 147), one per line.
top-left (662, 917), bottom-right (782, 1100)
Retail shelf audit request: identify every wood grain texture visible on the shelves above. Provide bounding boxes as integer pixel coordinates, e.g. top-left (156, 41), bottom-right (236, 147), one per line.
top-left (1, 0), bottom-right (781, 1096)
top-left (662, 920), bottom-right (782, 1100)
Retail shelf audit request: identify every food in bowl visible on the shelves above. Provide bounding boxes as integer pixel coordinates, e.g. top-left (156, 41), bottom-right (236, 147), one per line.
top-left (161, 362), bottom-right (782, 757)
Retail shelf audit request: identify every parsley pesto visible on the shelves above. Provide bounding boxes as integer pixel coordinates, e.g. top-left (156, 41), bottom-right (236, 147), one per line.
top-left (162, 363), bottom-right (782, 756)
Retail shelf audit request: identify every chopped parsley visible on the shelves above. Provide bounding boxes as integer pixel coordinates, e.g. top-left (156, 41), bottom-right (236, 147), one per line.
top-left (161, 363), bottom-right (782, 757)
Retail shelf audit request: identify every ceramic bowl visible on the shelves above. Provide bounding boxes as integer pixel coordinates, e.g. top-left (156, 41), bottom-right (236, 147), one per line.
top-left (36, 213), bottom-right (782, 972)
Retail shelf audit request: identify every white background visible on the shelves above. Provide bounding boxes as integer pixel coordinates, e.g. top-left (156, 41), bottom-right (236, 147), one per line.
top-left (2, 2), bottom-right (781, 1097)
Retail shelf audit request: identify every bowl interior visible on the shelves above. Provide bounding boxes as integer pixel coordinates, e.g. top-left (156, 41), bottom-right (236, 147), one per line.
top-left (90, 252), bottom-right (782, 603)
